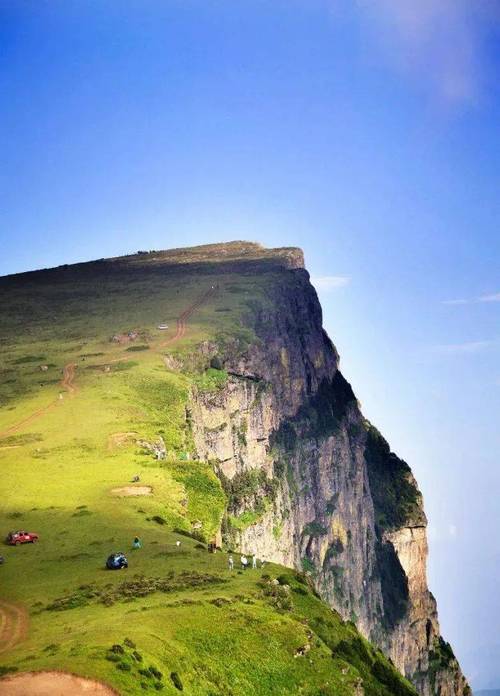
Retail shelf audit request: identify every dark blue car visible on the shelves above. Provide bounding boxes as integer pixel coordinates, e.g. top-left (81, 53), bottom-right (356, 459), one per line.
top-left (106, 552), bottom-right (128, 570)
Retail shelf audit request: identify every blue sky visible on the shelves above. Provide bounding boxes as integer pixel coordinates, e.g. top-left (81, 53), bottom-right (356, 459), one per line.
top-left (1, 0), bottom-right (499, 687)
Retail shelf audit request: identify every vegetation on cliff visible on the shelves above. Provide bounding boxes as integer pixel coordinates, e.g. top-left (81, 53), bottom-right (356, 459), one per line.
top-left (0, 244), bottom-right (419, 694)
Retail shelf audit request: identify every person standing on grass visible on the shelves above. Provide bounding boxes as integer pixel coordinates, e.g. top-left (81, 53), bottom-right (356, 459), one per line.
top-left (241, 555), bottom-right (248, 570)
top-left (133, 536), bottom-right (142, 549)
top-left (252, 553), bottom-right (257, 569)
top-left (228, 555), bottom-right (234, 571)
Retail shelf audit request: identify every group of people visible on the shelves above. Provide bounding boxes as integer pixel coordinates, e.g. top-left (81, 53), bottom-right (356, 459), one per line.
top-left (131, 536), bottom-right (260, 573)
top-left (228, 553), bottom-right (258, 571)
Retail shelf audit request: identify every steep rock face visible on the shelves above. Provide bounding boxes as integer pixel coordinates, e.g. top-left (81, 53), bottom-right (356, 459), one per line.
top-left (190, 263), bottom-right (469, 695)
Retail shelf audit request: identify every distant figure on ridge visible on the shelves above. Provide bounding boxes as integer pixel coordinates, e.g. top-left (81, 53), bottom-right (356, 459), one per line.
top-left (252, 553), bottom-right (257, 569)
top-left (228, 555), bottom-right (234, 571)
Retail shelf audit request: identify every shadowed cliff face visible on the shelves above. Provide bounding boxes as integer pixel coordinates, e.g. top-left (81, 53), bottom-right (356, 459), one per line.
top-left (191, 265), bottom-right (470, 695)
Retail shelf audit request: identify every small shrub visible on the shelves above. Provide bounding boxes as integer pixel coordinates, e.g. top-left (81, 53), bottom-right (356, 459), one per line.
top-left (132, 650), bottom-right (143, 662)
top-left (262, 582), bottom-right (293, 611)
top-left (111, 644), bottom-right (125, 655)
top-left (210, 597), bottom-right (231, 607)
top-left (301, 558), bottom-right (316, 574)
top-left (123, 637), bottom-right (136, 648)
top-left (170, 672), bottom-right (183, 691)
top-left (106, 654), bottom-right (121, 663)
top-left (277, 574), bottom-right (292, 586)
top-left (149, 666), bottom-right (162, 680)
top-left (303, 521), bottom-right (328, 537)
top-left (151, 515), bottom-right (166, 525)
top-left (117, 662), bottom-right (131, 671)
top-left (42, 643), bottom-right (59, 653)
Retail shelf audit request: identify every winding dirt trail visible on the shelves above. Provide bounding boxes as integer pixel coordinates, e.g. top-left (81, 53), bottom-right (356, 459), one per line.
top-left (0, 362), bottom-right (77, 439)
top-left (160, 286), bottom-right (216, 347)
top-left (0, 601), bottom-right (28, 655)
top-left (0, 289), bottom-right (217, 661)
top-left (60, 362), bottom-right (77, 395)
top-left (0, 289), bottom-right (215, 440)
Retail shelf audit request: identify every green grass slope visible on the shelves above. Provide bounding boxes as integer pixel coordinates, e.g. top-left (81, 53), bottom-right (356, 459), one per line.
top-left (0, 243), bottom-right (417, 695)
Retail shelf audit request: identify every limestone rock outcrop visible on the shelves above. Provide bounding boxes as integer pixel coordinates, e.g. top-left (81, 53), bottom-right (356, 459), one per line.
top-left (191, 257), bottom-right (469, 695)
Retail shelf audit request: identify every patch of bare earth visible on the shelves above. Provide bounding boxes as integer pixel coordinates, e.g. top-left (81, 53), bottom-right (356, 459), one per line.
top-left (0, 672), bottom-right (118, 695)
top-left (0, 601), bottom-right (28, 654)
top-left (110, 486), bottom-right (152, 497)
top-left (107, 432), bottom-right (138, 450)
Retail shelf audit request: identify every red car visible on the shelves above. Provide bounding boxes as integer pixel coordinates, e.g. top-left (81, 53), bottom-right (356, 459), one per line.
top-left (6, 531), bottom-right (39, 546)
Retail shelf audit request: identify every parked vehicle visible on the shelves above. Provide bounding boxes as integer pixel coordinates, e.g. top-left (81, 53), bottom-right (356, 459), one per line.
top-left (106, 552), bottom-right (128, 570)
top-left (6, 530), bottom-right (39, 546)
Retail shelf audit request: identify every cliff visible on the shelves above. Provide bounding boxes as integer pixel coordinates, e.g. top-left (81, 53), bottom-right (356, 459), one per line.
top-left (190, 251), bottom-right (469, 694)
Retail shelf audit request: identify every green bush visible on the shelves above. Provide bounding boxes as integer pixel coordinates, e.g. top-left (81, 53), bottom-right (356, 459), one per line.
top-left (151, 515), bottom-right (166, 525)
top-left (170, 671), bottom-right (183, 691)
top-left (116, 662), bottom-right (131, 671)
top-left (105, 654), bottom-right (121, 663)
top-left (301, 558), bottom-right (316, 574)
top-left (303, 521), bottom-right (328, 537)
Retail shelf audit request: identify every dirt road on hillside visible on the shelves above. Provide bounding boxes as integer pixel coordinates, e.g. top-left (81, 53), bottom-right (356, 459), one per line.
top-left (61, 362), bottom-right (77, 395)
top-left (0, 601), bottom-right (28, 655)
top-left (0, 672), bottom-right (119, 695)
top-left (160, 286), bottom-right (216, 346)
top-left (0, 289), bottom-right (215, 439)
top-left (0, 362), bottom-right (77, 439)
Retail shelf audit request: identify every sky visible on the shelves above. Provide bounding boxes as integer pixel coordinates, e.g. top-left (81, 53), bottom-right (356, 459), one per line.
top-left (1, 0), bottom-right (499, 687)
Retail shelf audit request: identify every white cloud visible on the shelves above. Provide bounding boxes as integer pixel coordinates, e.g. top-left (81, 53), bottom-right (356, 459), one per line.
top-left (479, 292), bottom-right (500, 303)
top-left (355, 0), bottom-right (497, 105)
top-left (442, 291), bottom-right (500, 305)
top-left (430, 340), bottom-right (493, 355)
top-left (311, 275), bottom-right (351, 291)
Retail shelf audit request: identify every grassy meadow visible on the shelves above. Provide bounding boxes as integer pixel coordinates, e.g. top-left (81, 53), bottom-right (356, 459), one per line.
top-left (0, 247), bottom-right (417, 695)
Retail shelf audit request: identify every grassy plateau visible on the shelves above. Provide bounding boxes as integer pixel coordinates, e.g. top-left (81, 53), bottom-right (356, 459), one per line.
top-left (0, 243), bottom-right (417, 695)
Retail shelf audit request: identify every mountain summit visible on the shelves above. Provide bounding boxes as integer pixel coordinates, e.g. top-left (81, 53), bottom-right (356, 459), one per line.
top-left (0, 242), bottom-right (469, 695)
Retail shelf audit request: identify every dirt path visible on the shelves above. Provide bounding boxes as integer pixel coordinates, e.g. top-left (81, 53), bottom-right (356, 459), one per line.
top-left (160, 286), bottom-right (216, 347)
top-left (0, 601), bottom-right (28, 655)
top-left (0, 362), bottom-right (76, 439)
top-left (0, 401), bottom-right (58, 439)
top-left (0, 672), bottom-right (118, 695)
top-left (61, 362), bottom-right (77, 395)
top-left (0, 289), bottom-right (215, 440)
